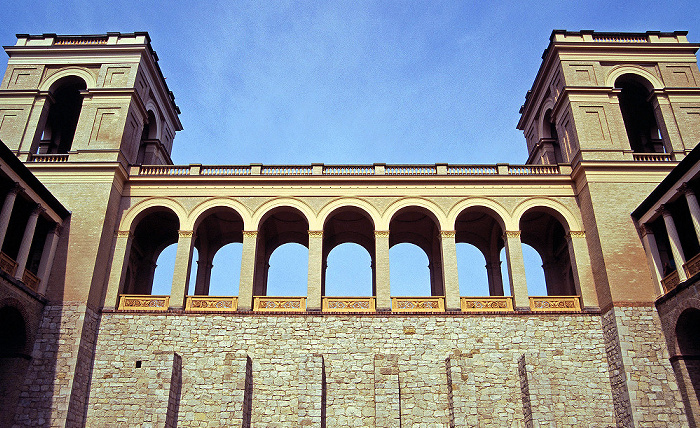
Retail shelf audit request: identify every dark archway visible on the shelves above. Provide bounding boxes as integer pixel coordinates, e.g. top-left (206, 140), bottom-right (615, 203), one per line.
top-left (40, 76), bottom-right (87, 154)
top-left (0, 305), bottom-right (30, 428)
top-left (674, 308), bottom-right (700, 426)
top-left (615, 74), bottom-right (665, 154)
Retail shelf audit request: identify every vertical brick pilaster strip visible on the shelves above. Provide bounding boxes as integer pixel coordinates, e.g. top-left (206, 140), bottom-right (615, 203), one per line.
top-left (446, 353), bottom-right (475, 427)
top-left (374, 354), bottom-right (401, 427)
top-left (602, 308), bottom-right (634, 427)
top-left (165, 353), bottom-right (182, 428)
top-left (298, 354), bottom-right (325, 426)
top-left (518, 354), bottom-right (533, 428)
top-left (222, 353), bottom-right (251, 427)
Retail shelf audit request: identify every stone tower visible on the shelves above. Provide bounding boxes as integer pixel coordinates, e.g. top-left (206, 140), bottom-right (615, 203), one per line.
top-left (0, 33), bottom-right (181, 426)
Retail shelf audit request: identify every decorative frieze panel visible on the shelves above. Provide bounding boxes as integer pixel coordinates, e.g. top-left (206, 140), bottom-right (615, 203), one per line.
top-left (185, 296), bottom-right (238, 312)
top-left (322, 297), bottom-right (376, 312)
top-left (117, 295), bottom-right (169, 311)
top-left (529, 296), bottom-right (581, 312)
top-left (391, 296), bottom-right (445, 312)
top-left (460, 296), bottom-right (514, 312)
top-left (253, 296), bottom-right (306, 312)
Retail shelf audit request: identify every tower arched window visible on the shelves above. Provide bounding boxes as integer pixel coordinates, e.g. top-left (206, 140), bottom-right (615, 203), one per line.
top-left (615, 75), bottom-right (665, 154)
top-left (40, 77), bottom-right (87, 154)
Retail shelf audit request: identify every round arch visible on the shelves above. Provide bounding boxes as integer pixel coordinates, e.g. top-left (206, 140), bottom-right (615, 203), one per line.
top-left (252, 198), bottom-right (316, 231)
top-left (143, 100), bottom-right (163, 140)
top-left (383, 198), bottom-right (447, 231)
top-left (447, 198), bottom-right (510, 231)
top-left (605, 65), bottom-right (664, 90)
top-left (187, 198), bottom-right (253, 231)
top-left (537, 98), bottom-right (557, 138)
top-left (118, 197), bottom-right (188, 233)
top-left (665, 299), bottom-right (700, 356)
top-left (40, 67), bottom-right (96, 91)
top-left (511, 198), bottom-right (582, 232)
top-left (318, 198), bottom-right (380, 229)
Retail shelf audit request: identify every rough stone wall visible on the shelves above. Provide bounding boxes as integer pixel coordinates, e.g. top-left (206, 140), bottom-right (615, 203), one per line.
top-left (11, 303), bottom-right (99, 427)
top-left (604, 306), bottom-right (688, 427)
top-left (87, 312), bottom-right (624, 428)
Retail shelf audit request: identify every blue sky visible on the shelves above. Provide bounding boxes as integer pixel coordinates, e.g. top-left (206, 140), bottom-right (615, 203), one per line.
top-left (2, 1), bottom-right (699, 298)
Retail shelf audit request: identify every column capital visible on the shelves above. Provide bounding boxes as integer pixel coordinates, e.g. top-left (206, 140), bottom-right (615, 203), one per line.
top-left (678, 182), bottom-right (694, 195)
top-left (639, 224), bottom-right (654, 237)
top-left (7, 182), bottom-right (23, 195)
top-left (242, 230), bottom-right (258, 238)
top-left (30, 205), bottom-right (45, 217)
top-left (504, 230), bottom-right (521, 239)
top-left (115, 230), bottom-right (133, 239)
top-left (374, 230), bottom-right (390, 238)
top-left (657, 205), bottom-right (672, 217)
top-left (440, 230), bottom-right (456, 238)
top-left (568, 231), bottom-right (586, 239)
top-left (308, 230), bottom-right (323, 238)
top-left (178, 230), bottom-right (194, 238)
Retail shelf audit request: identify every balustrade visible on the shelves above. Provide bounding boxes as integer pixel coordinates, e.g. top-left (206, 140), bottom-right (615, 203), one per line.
top-left (29, 153), bottom-right (69, 162)
top-left (21, 269), bottom-right (40, 291)
top-left (633, 153), bottom-right (672, 162)
top-left (323, 165), bottom-right (374, 175)
top-left (508, 165), bottom-right (560, 175)
top-left (528, 296), bottom-right (581, 312)
top-left (200, 166), bottom-right (251, 175)
top-left (684, 253), bottom-right (700, 279)
top-left (185, 296), bottom-right (238, 311)
top-left (447, 165), bottom-right (498, 175)
top-left (322, 296), bottom-right (376, 312)
top-left (661, 270), bottom-right (681, 293)
top-left (385, 165), bottom-right (436, 175)
top-left (139, 165), bottom-right (190, 176)
top-left (117, 295), bottom-right (170, 311)
top-left (460, 296), bottom-right (514, 312)
top-left (253, 296), bottom-right (306, 311)
top-left (0, 252), bottom-right (17, 276)
top-left (391, 296), bottom-right (445, 312)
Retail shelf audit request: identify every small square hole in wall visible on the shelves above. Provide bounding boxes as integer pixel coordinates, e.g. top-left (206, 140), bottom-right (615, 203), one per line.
top-left (135, 360), bottom-right (142, 368)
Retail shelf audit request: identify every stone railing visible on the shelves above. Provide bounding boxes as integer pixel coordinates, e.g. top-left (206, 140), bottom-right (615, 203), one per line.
top-left (661, 270), bottom-right (681, 293)
top-left (385, 165), bottom-right (437, 175)
top-left (683, 253), bottom-right (700, 279)
top-left (508, 165), bottom-right (560, 175)
top-left (322, 297), bottom-right (376, 312)
top-left (185, 296), bottom-right (238, 312)
top-left (117, 295), bottom-right (170, 311)
top-left (55, 36), bottom-right (108, 45)
top-left (28, 153), bottom-right (69, 162)
top-left (261, 166), bottom-right (313, 176)
top-left (391, 296), bottom-right (445, 312)
top-left (139, 165), bottom-right (191, 176)
top-left (447, 165), bottom-right (498, 175)
top-left (135, 163), bottom-right (567, 177)
top-left (323, 165), bottom-right (375, 175)
top-left (461, 296), bottom-right (514, 312)
top-left (200, 166), bottom-right (251, 176)
top-left (253, 296), bottom-right (306, 312)
top-left (0, 252), bottom-right (18, 276)
top-left (592, 34), bottom-right (648, 43)
top-left (21, 269), bottom-right (40, 291)
top-left (632, 153), bottom-right (672, 162)
top-left (529, 296), bottom-right (581, 312)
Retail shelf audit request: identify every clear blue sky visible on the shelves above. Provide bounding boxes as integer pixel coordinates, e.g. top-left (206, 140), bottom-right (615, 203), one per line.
top-left (2, 1), bottom-right (699, 298)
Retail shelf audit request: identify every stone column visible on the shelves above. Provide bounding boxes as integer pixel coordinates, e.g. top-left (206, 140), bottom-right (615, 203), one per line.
top-left (194, 248), bottom-right (213, 295)
top-left (440, 230), bottom-right (461, 311)
top-left (639, 225), bottom-right (664, 290)
top-left (169, 230), bottom-right (194, 310)
top-left (660, 206), bottom-right (687, 281)
top-left (307, 230), bottom-right (323, 311)
top-left (681, 184), bottom-right (700, 243)
top-left (375, 231), bottom-right (391, 311)
top-left (14, 205), bottom-right (42, 281)
top-left (104, 231), bottom-right (133, 310)
top-left (504, 231), bottom-right (529, 310)
top-left (0, 184), bottom-right (20, 249)
top-left (238, 231), bottom-right (257, 311)
top-left (486, 260), bottom-right (504, 296)
top-left (36, 225), bottom-right (61, 295)
top-left (566, 231), bottom-right (599, 310)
